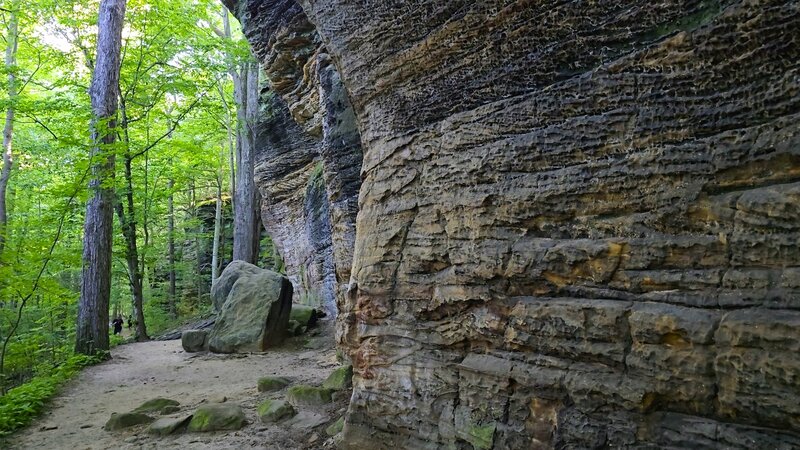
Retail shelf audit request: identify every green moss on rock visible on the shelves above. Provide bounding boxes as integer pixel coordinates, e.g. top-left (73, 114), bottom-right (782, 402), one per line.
top-left (132, 397), bottom-right (180, 414)
top-left (258, 376), bottom-right (291, 392)
top-left (104, 412), bottom-right (154, 431)
top-left (322, 365), bottom-right (353, 391)
top-left (187, 404), bottom-right (246, 432)
top-left (289, 304), bottom-right (318, 327)
top-left (286, 385), bottom-right (334, 406)
top-left (257, 399), bottom-right (296, 423)
top-left (325, 416), bottom-right (344, 436)
top-left (468, 422), bottom-right (496, 450)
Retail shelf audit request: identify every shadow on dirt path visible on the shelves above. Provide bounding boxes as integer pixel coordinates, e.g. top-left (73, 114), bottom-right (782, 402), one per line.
top-left (10, 321), bottom-right (347, 450)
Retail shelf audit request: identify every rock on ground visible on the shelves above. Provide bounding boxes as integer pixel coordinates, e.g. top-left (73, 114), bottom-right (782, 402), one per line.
top-left (132, 398), bottom-right (180, 415)
top-left (258, 376), bottom-right (290, 392)
top-left (181, 329), bottom-right (207, 352)
top-left (258, 400), bottom-right (296, 423)
top-left (322, 365), bottom-right (352, 391)
top-left (187, 404), bottom-right (246, 432)
top-left (104, 412), bottom-right (153, 431)
top-left (148, 416), bottom-right (192, 436)
top-left (208, 261), bottom-right (293, 353)
top-left (286, 385), bottom-right (333, 406)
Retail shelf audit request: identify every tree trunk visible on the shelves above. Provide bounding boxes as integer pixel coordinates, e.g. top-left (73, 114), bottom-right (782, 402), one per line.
top-left (189, 179), bottom-right (203, 298)
top-left (114, 149), bottom-right (148, 341)
top-left (221, 8), bottom-right (236, 213)
top-left (76, 0), bottom-right (127, 356)
top-left (167, 178), bottom-right (176, 318)
top-left (0, 4), bottom-right (19, 257)
top-left (211, 174), bottom-right (223, 282)
top-left (232, 61), bottom-right (261, 264)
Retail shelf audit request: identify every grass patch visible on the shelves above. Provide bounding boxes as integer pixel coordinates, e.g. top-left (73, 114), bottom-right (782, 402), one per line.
top-left (0, 353), bottom-right (103, 437)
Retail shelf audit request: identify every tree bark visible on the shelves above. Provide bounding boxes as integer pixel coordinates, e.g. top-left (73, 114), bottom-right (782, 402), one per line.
top-left (76, 0), bottom-right (127, 356)
top-left (0, 4), bottom-right (19, 257)
top-left (232, 61), bottom-right (261, 264)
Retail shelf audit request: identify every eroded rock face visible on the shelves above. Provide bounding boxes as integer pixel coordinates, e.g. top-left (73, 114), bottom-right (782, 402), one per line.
top-left (230, 0), bottom-right (800, 448)
top-left (228, 0), bottom-right (362, 317)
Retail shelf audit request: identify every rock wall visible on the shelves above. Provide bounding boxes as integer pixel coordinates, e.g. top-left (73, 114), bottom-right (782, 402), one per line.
top-left (228, 0), bottom-right (363, 317)
top-left (233, 0), bottom-right (800, 448)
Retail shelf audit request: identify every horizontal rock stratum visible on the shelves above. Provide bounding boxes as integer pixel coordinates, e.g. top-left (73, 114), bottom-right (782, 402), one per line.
top-left (225, 0), bottom-right (800, 448)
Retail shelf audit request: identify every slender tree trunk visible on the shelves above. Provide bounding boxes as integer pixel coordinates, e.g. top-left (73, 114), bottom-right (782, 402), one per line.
top-left (221, 8), bottom-right (236, 213)
top-left (232, 62), bottom-right (261, 263)
top-left (115, 151), bottom-right (148, 341)
top-left (0, 4), bottom-right (19, 257)
top-left (211, 174), bottom-right (223, 282)
top-left (189, 179), bottom-right (203, 298)
top-left (76, 0), bottom-right (127, 356)
top-left (167, 178), bottom-right (176, 317)
top-left (114, 98), bottom-right (149, 341)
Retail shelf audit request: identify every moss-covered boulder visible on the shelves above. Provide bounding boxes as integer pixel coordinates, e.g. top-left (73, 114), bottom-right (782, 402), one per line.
top-left (286, 385), bottom-right (334, 406)
top-left (257, 399), bottom-right (296, 423)
top-left (289, 304), bottom-right (319, 328)
top-left (325, 416), bottom-right (344, 436)
top-left (208, 261), bottom-right (293, 353)
top-left (257, 376), bottom-right (290, 392)
top-left (132, 398), bottom-right (180, 415)
top-left (322, 365), bottom-right (353, 391)
top-left (104, 412), bottom-right (154, 431)
top-left (148, 416), bottom-right (192, 436)
top-left (187, 403), bottom-right (246, 432)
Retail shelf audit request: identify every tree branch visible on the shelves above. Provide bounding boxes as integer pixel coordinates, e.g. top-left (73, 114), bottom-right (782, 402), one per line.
top-left (129, 94), bottom-right (205, 160)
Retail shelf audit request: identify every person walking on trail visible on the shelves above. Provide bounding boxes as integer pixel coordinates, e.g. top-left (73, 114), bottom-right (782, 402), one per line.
top-left (112, 316), bottom-right (124, 335)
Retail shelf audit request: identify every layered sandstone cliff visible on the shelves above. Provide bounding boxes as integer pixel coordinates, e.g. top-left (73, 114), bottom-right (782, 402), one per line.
top-left (226, 0), bottom-right (363, 316)
top-left (230, 0), bottom-right (800, 448)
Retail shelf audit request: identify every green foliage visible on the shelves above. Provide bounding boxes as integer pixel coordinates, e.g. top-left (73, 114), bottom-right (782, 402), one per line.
top-left (0, 0), bottom-right (285, 436)
top-left (0, 354), bottom-right (101, 436)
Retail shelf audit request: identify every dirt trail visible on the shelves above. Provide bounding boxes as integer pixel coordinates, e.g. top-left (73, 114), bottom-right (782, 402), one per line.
top-left (10, 323), bottom-right (347, 450)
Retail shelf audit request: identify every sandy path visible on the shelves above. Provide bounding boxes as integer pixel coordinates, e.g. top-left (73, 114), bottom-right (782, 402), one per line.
top-left (10, 325), bottom-right (346, 450)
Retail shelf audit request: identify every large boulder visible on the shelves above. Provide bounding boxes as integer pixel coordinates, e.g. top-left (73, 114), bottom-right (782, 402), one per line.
top-left (207, 261), bottom-right (293, 353)
top-left (211, 260), bottom-right (265, 312)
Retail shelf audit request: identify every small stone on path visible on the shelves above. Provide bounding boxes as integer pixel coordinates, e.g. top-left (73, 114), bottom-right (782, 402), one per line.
top-left (257, 376), bottom-right (290, 392)
top-left (286, 385), bottom-right (334, 406)
top-left (257, 399), bottom-right (296, 423)
top-left (132, 397), bottom-right (180, 415)
top-left (149, 416), bottom-right (192, 436)
top-left (187, 403), bottom-right (246, 432)
top-left (104, 412), bottom-right (154, 431)
top-left (322, 365), bottom-right (353, 390)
